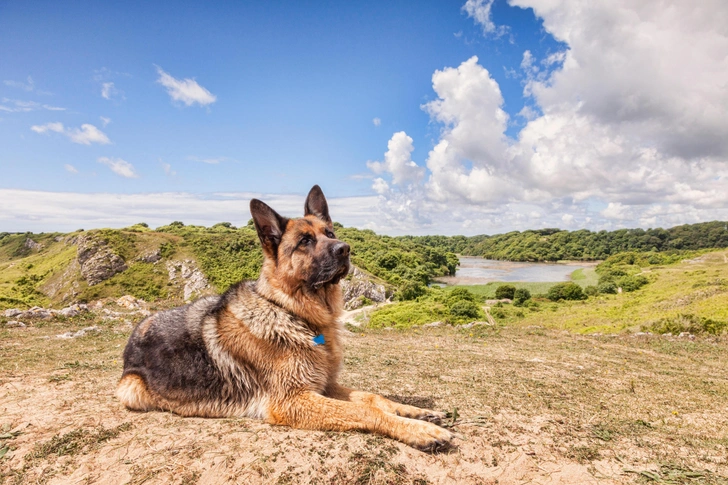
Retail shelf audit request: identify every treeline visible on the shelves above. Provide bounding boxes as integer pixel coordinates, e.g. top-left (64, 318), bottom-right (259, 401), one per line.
top-left (402, 221), bottom-right (728, 262)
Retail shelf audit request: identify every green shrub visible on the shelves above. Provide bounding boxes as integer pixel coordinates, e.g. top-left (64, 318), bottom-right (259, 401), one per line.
top-left (449, 300), bottom-right (482, 319)
top-left (446, 287), bottom-right (477, 304)
top-left (547, 282), bottom-right (586, 301)
top-left (618, 274), bottom-right (649, 292)
top-left (495, 284), bottom-right (516, 300)
top-left (513, 288), bottom-right (531, 306)
top-left (598, 282), bottom-right (618, 294)
top-left (584, 285), bottom-right (599, 297)
top-left (396, 281), bottom-right (426, 301)
top-left (644, 313), bottom-right (727, 335)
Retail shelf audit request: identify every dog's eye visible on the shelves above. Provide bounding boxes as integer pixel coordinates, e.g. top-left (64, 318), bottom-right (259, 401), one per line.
top-left (325, 230), bottom-right (335, 239)
top-left (300, 235), bottom-right (314, 246)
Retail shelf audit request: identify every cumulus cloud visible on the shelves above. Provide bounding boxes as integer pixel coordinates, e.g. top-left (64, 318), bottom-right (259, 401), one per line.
top-left (0, 189), bottom-right (378, 233)
top-left (366, 132), bottom-right (424, 186)
top-left (31, 122), bottom-right (111, 145)
top-left (363, 1), bottom-right (728, 234)
top-left (156, 66), bottom-right (217, 107)
top-left (98, 157), bottom-right (138, 178)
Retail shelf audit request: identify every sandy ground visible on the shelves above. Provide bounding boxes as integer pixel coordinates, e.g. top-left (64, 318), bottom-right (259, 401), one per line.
top-left (1, 314), bottom-right (727, 484)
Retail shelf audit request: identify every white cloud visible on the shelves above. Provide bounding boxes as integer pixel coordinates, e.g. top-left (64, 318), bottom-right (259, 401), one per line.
top-left (364, 1), bottom-right (728, 234)
top-left (0, 98), bottom-right (65, 113)
top-left (100, 116), bottom-right (111, 127)
top-left (64, 164), bottom-right (79, 174)
top-left (68, 124), bottom-right (111, 145)
top-left (186, 156), bottom-right (231, 164)
top-left (372, 117), bottom-right (381, 126)
top-left (31, 122), bottom-right (64, 134)
top-left (98, 157), bottom-right (138, 178)
top-left (366, 131), bottom-right (424, 186)
top-left (161, 161), bottom-right (176, 177)
top-left (462, 0), bottom-right (498, 34)
top-left (30, 122), bottom-right (110, 145)
top-left (101, 82), bottom-right (115, 100)
top-left (156, 66), bottom-right (217, 107)
top-left (0, 189), bottom-right (379, 233)
top-left (4, 76), bottom-right (34, 92)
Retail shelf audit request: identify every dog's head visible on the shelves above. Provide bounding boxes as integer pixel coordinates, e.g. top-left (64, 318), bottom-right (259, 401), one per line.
top-left (250, 185), bottom-right (350, 292)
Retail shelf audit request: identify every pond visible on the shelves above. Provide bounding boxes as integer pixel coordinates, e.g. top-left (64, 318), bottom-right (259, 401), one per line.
top-left (435, 256), bottom-right (597, 285)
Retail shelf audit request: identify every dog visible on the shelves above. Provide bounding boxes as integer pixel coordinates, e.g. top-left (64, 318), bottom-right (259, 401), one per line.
top-left (116, 185), bottom-right (453, 451)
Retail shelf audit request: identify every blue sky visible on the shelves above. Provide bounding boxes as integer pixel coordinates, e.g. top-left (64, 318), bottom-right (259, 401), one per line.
top-left (2, 0), bottom-right (727, 234)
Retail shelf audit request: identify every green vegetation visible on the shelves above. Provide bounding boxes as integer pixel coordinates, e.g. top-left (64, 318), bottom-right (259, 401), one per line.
top-left (513, 288), bottom-right (531, 306)
top-left (406, 221), bottom-right (728, 262)
top-left (369, 288), bottom-right (485, 328)
top-left (369, 249), bottom-right (728, 334)
top-left (547, 282), bottom-right (587, 301)
top-left (494, 284), bottom-right (516, 300)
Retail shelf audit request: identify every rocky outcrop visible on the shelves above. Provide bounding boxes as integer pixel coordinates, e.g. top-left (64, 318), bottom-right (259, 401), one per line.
top-left (3, 303), bottom-right (88, 320)
top-left (340, 266), bottom-right (388, 310)
top-left (137, 248), bottom-right (161, 263)
top-left (24, 238), bottom-right (43, 251)
top-left (166, 260), bottom-right (209, 301)
top-left (76, 234), bottom-right (127, 286)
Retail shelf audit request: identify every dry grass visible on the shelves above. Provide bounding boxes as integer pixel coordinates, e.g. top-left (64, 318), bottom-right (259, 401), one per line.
top-left (1, 313), bottom-right (727, 484)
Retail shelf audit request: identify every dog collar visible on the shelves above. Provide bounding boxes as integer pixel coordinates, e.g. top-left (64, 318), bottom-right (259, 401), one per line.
top-left (313, 334), bottom-right (325, 346)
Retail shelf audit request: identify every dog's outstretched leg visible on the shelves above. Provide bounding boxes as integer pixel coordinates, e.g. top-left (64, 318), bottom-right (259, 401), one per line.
top-left (325, 385), bottom-right (446, 424)
top-left (268, 391), bottom-right (453, 452)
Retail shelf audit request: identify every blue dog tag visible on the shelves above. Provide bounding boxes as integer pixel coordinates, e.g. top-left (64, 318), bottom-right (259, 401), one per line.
top-left (313, 334), bottom-right (325, 346)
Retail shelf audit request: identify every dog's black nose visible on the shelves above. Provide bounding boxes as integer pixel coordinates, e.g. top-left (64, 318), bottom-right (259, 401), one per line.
top-left (332, 242), bottom-right (350, 258)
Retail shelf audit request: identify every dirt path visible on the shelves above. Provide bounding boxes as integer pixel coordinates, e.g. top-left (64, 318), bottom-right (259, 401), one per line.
top-left (1, 318), bottom-right (727, 484)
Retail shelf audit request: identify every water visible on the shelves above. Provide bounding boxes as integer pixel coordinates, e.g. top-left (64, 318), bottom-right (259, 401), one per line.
top-left (447, 256), bottom-right (595, 284)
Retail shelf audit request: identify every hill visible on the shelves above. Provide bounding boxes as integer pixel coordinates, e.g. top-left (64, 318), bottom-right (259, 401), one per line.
top-left (0, 222), bottom-right (457, 310)
top-left (403, 221), bottom-right (728, 262)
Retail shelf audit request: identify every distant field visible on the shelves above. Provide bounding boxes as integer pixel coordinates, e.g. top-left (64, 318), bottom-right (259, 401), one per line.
top-left (569, 267), bottom-right (599, 287)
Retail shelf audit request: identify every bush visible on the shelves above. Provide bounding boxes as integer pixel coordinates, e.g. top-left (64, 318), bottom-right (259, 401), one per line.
top-left (513, 288), bottom-right (531, 306)
top-left (449, 300), bottom-right (482, 319)
top-left (547, 282), bottom-right (586, 301)
top-left (644, 313), bottom-right (727, 335)
top-left (584, 285), bottom-right (599, 297)
top-left (495, 284), bottom-right (516, 300)
top-left (597, 282), bottom-right (618, 294)
top-left (396, 281), bottom-right (426, 301)
top-left (618, 274), bottom-right (649, 292)
top-left (446, 287), bottom-right (477, 304)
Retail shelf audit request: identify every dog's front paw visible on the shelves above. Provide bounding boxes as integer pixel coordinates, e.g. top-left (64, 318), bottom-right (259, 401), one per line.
top-left (405, 421), bottom-right (454, 453)
top-left (395, 405), bottom-right (447, 424)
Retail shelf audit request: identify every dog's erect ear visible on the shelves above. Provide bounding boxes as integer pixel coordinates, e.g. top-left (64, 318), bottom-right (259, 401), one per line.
top-left (250, 199), bottom-right (288, 257)
top-left (304, 185), bottom-right (332, 226)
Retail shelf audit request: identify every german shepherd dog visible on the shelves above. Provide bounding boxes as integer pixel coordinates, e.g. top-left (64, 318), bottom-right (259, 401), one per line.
top-left (117, 185), bottom-right (453, 451)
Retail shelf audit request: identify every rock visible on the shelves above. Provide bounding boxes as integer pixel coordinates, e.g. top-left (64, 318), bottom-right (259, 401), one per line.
top-left (138, 248), bottom-right (161, 263)
top-left (4, 309), bottom-right (22, 318)
top-left (166, 260), bottom-right (209, 301)
top-left (21, 307), bottom-right (53, 319)
top-left (56, 326), bottom-right (100, 339)
top-left (58, 303), bottom-right (88, 317)
top-left (461, 321), bottom-right (488, 329)
top-left (24, 238), bottom-right (43, 251)
top-left (6, 321), bottom-right (26, 328)
top-left (76, 234), bottom-right (127, 286)
top-left (117, 295), bottom-right (144, 310)
top-left (340, 266), bottom-right (387, 310)
top-left (423, 321), bottom-right (443, 327)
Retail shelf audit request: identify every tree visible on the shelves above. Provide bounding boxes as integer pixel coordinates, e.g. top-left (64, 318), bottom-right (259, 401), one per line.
top-left (547, 282), bottom-right (586, 301)
top-left (513, 288), bottom-right (531, 306)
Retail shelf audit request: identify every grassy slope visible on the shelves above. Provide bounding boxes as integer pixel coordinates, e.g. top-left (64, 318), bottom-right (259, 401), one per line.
top-left (371, 249), bottom-right (728, 334)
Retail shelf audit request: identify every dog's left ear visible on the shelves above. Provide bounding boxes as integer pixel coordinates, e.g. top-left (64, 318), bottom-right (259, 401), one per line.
top-left (304, 185), bottom-right (332, 226)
